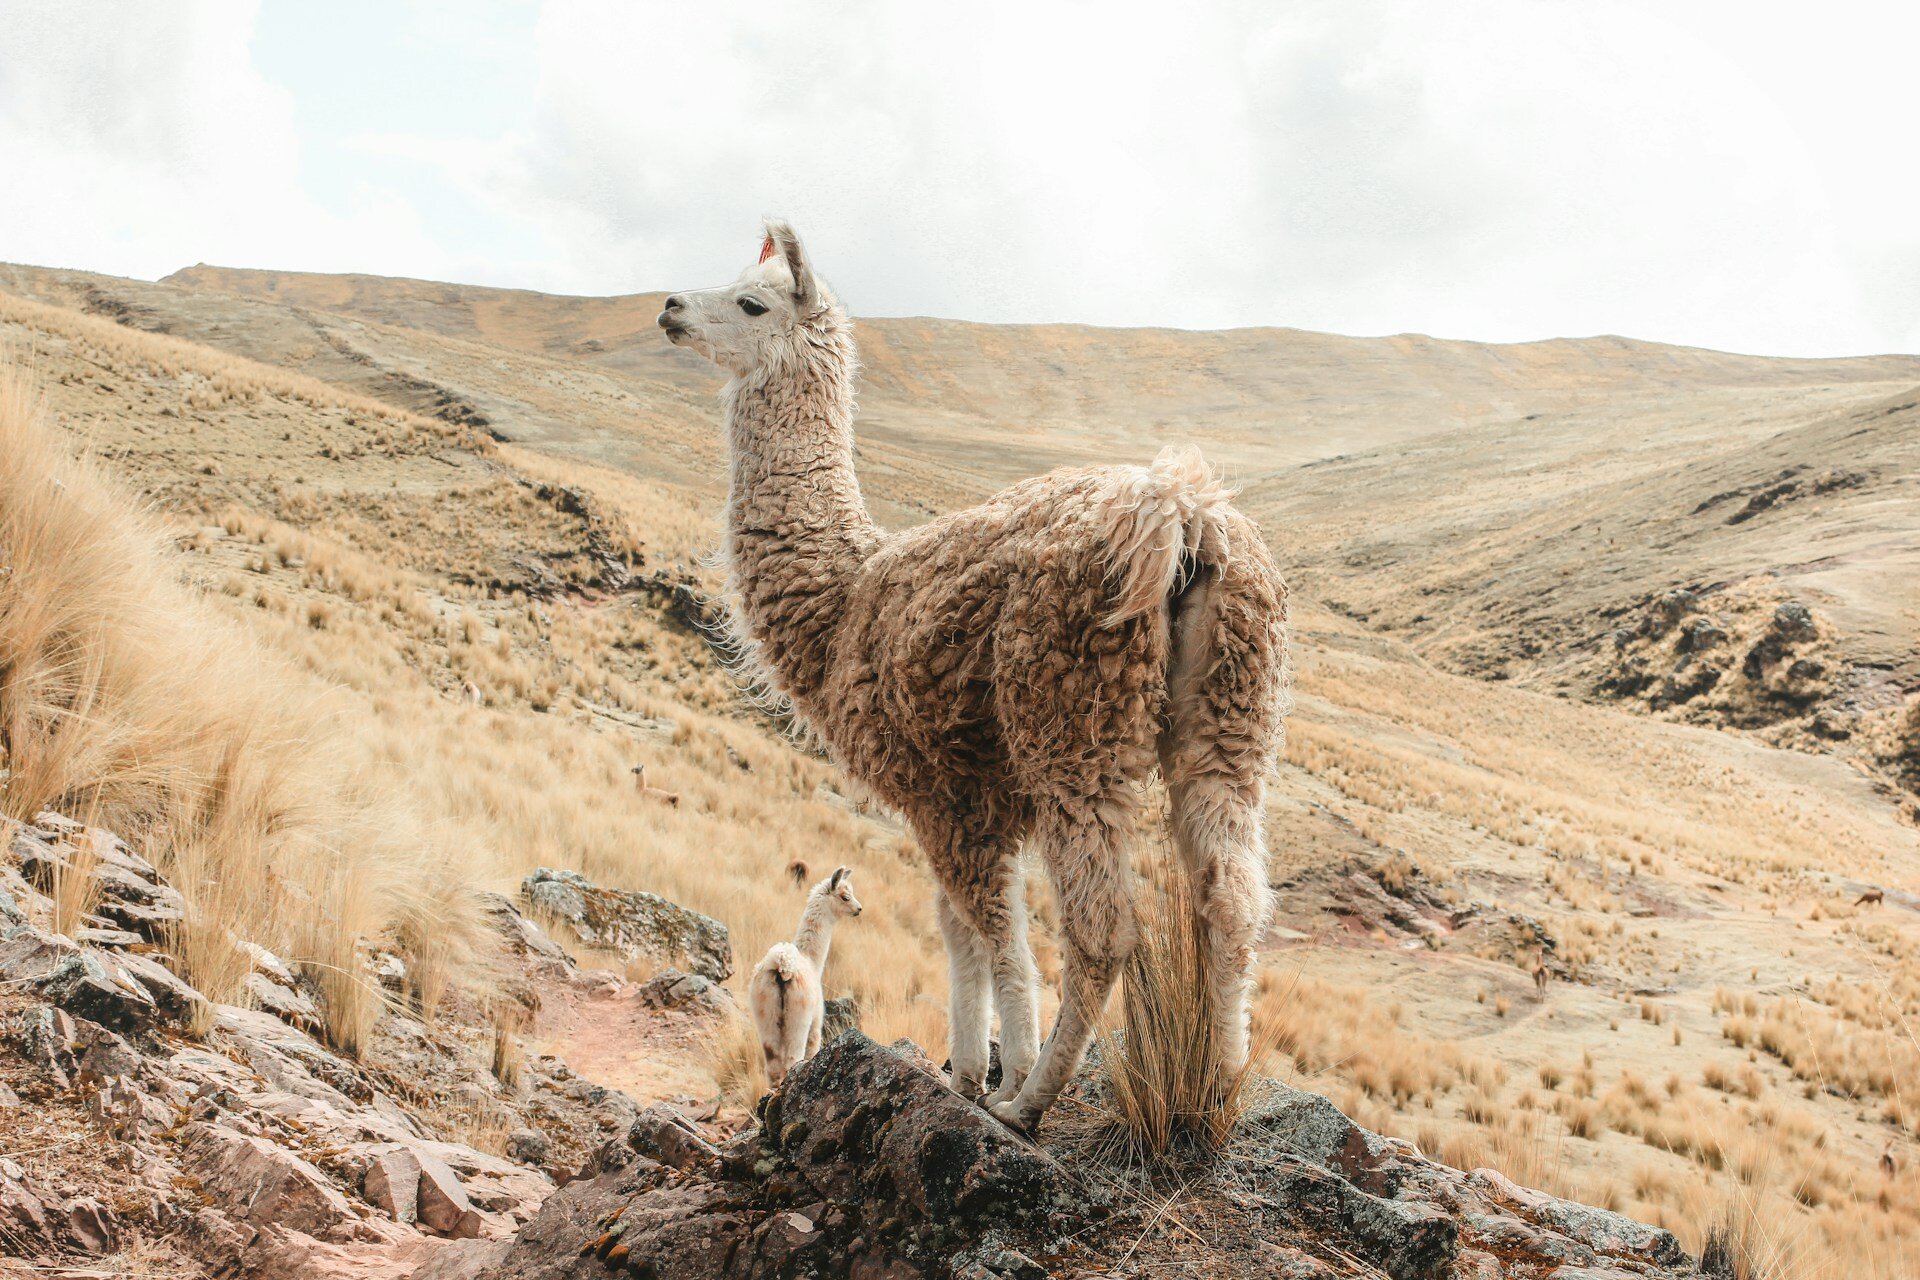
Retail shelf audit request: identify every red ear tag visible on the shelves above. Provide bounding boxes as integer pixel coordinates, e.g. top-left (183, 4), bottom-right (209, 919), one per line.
top-left (758, 235), bottom-right (776, 264)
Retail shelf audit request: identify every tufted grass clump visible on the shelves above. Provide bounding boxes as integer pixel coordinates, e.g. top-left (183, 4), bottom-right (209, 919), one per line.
top-left (1096, 842), bottom-right (1264, 1162)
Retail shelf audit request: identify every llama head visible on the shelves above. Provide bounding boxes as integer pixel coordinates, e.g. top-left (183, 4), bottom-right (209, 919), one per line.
top-left (657, 220), bottom-right (840, 377)
top-left (822, 865), bottom-right (862, 917)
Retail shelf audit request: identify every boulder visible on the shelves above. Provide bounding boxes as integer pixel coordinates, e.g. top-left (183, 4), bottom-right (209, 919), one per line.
top-left (415, 1148), bottom-right (484, 1239)
top-left (0, 928), bottom-right (160, 1033)
top-left (362, 1145), bottom-right (422, 1224)
top-left (821, 994), bottom-right (861, 1042)
top-left (635, 968), bottom-right (723, 1011)
top-left (521, 868), bottom-right (732, 981)
top-left (179, 1121), bottom-right (358, 1237)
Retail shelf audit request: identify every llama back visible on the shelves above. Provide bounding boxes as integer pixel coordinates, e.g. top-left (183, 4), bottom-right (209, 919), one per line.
top-left (1099, 445), bottom-right (1236, 625)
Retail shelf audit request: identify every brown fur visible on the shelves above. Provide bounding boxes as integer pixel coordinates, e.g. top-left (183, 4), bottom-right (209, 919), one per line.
top-left (661, 223), bottom-right (1290, 1129)
top-left (1855, 889), bottom-right (1883, 907)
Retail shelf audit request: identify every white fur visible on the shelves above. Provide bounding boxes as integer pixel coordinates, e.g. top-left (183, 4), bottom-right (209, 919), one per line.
top-left (747, 866), bottom-right (862, 1086)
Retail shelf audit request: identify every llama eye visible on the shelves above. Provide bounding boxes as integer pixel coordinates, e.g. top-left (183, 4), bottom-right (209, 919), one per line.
top-left (738, 297), bottom-right (768, 316)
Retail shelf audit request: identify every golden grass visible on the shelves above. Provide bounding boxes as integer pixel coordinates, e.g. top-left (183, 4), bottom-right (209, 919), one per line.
top-left (0, 369), bottom-right (465, 1054)
top-left (1097, 852), bottom-right (1265, 1160)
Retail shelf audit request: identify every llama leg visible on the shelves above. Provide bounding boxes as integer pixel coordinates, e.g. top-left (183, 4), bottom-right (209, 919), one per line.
top-left (936, 886), bottom-right (993, 1100)
top-left (1169, 776), bottom-right (1273, 1076)
top-left (989, 811), bottom-right (1136, 1133)
top-left (983, 869), bottom-right (1040, 1108)
top-left (764, 1044), bottom-right (786, 1088)
top-left (805, 993), bottom-right (824, 1058)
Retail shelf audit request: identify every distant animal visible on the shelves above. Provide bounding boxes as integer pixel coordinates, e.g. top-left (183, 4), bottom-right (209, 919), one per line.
top-left (461, 680), bottom-right (483, 706)
top-left (786, 858), bottom-right (809, 889)
top-left (630, 764), bottom-right (680, 807)
top-left (1882, 1145), bottom-right (1898, 1178)
top-left (1856, 890), bottom-right (1884, 907)
top-left (1532, 963), bottom-right (1549, 992)
top-left (660, 222), bottom-right (1289, 1131)
top-left (749, 867), bottom-right (863, 1085)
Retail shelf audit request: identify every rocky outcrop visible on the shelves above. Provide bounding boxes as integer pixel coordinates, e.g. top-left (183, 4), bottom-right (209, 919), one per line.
top-left (0, 812), bottom-right (677, 1278)
top-left (425, 1034), bottom-right (1704, 1280)
top-left (521, 867), bottom-right (733, 981)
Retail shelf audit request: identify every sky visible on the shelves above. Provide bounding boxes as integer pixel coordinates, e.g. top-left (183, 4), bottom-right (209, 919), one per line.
top-left (1, 1), bottom-right (1915, 357)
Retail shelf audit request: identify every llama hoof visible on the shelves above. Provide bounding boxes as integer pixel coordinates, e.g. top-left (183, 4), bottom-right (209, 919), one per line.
top-left (983, 1079), bottom-right (1024, 1109)
top-left (987, 1098), bottom-right (1036, 1135)
top-left (947, 1074), bottom-right (985, 1104)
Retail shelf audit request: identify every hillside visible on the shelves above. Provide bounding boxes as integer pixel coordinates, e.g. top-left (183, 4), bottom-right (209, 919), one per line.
top-left (0, 261), bottom-right (1916, 1276)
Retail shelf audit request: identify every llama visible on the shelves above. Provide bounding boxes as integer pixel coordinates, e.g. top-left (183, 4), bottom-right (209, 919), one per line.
top-left (786, 858), bottom-right (810, 889)
top-left (630, 764), bottom-right (680, 807)
top-left (749, 866), bottom-right (863, 1085)
top-left (658, 222), bottom-right (1289, 1132)
top-left (1855, 889), bottom-right (1884, 907)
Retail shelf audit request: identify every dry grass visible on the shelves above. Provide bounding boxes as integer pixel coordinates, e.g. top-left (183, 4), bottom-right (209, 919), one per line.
top-left (0, 369), bottom-right (466, 1054)
top-left (1097, 850), bottom-right (1265, 1160)
top-left (708, 1008), bottom-right (770, 1110)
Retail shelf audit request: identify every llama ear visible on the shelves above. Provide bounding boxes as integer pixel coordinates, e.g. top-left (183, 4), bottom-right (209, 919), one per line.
top-left (764, 219), bottom-right (820, 312)
top-left (828, 866), bottom-right (850, 889)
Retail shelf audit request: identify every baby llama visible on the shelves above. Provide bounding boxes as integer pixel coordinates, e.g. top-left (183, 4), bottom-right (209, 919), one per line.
top-left (749, 866), bottom-right (862, 1085)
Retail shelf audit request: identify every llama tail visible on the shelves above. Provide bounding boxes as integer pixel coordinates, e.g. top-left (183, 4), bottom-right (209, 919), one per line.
top-left (1101, 445), bottom-right (1234, 627)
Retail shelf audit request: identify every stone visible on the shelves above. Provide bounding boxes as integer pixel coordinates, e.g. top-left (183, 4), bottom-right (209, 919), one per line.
top-left (821, 994), bottom-right (861, 1042)
top-left (0, 1161), bottom-right (52, 1247)
top-left (1677, 615), bottom-right (1727, 653)
top-left (635, 968), bottom-right (722, 1011)
top-left (114, 950), bottom-right (207, 1027)
top-left (504, 1127), bottom-right (550, 1166)
top-left (10, 1004), bottom-right (79, 1086)
top-left (521, 867), bottom-right (732, 981)
top-left (478, 891), bottom-right (572, 966)
top-left (416, 1148), bottom-right (482, 1238)
top-left (247, 972), bottom-right (322, 1030)
top-left (362, 1144), bottom-right (422, 1225)
top-left (64, 1196), bottom-right (118, 1254)
top-left (179, 1121), bottom-right (357, 1236)
top-left (617, 1105), bottom-right (719, 1174)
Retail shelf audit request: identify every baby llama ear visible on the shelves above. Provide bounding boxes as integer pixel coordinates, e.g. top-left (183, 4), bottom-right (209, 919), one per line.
top-left (763, 219), bottom-right (820, 313)
top-left (828, 865), bottom-right (850, 889)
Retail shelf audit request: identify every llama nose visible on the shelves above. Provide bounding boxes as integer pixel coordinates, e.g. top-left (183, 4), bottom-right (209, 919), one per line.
top-left (663, 294), bottom-right (684, 312)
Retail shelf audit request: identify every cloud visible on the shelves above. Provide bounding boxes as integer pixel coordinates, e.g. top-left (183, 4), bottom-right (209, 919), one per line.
top-left (0, 0), bottom-right (449, 281)
top-left (2, 1), bottom-right (1914, 355)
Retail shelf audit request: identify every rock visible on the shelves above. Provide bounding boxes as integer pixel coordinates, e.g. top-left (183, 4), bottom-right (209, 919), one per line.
top-left (1772, 601), bottom-right (1817, 642)
top-left (1240, 1077), bottom-right (1404, 1192)
top-left (504, 1127), bottom-right (550, 1166)
top-left (15, 819), bottom-right (187, 936)
top-left (0, 1160), bottom-right (52, 1248)
top-left (478, 891), bottom-right (572, 967)
top-left (1676, 615), bottom-right (1728, 653)
top-left (416, 1148), bottom-right (483, 1238)
top-left (521, 867), bottom-right (732, 981)
top-left (0, 930), bottom-right (160, 1033)
top-left (613, 1104), bottom-right (719, 1175)
top-left (180, 1121), bottom-right (358, 1236)
top-left (362, 1145), bottom-right (422, 1224)
top-left (114, 950), bottom-right (207, 1027)
top-left (635, 967), bottom-right (723, 1011)
top-left (1254, 1158), bottom-right (1459, 1280)
top-left (821, 994), bottom-right (860, 1042)
top-left (1638, 589), bottom-right (1696, 638)
top-left (247, 972), bottom-right (322, 1030)
top-left (64, 1196), bottom-right (118, 1254)
top-left (9, 1004), bottom-right (79, 1086)
top-left (1469, 1168), bottom-right (1683, 1267)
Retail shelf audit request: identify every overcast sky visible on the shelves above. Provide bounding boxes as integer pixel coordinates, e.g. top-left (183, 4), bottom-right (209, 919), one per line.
top-left (2, 1), bottom-right (1915, 356)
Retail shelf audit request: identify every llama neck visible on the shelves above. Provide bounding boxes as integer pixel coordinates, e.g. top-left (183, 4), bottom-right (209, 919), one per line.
top-left (792, 892), bottom-right (838, 970)
top-left (724, 326), bottom-right (878, 707)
